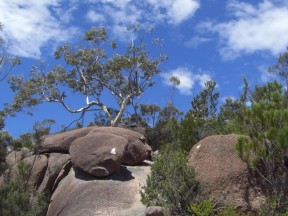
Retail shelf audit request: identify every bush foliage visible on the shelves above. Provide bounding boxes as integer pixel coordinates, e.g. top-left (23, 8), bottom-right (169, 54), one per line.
top-left (141, 143), bottom-right (201, 215)
top-left (0, 161), bottom-right (48, 216)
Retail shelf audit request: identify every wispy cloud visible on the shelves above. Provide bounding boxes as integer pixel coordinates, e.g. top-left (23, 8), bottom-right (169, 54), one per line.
top-left (0, 0), bottom-right (200, 58)
top-left (184, 36), bottom-right (211, 48)
top-left (86, 10), bottom-right (105, 23)
top-left (161, 67), bottom-right (212, 95)
top-left (0, 0), bottom-right (78, 58)
top-left (258, 65), bottom-right (277, 83)
top-left (199, 1), bottom-right (288, 59)
top-left (154, 0), bottom-right (200, 25)
top-left (85, 0), bottom-right (200, 39)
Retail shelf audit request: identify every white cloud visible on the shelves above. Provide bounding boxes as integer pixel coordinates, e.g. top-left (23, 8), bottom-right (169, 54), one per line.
top-left (0, 0), bottom-right (78, 58)
top-left (0, 0), bottom-right (200, 58)
top-left (161, 67), bottom-right (212, 95)
top-left (201, 1), bottom-right (288, 59)
top-left (86, 10), bottom-right (105, 23)
top-left (165, 0), bottom-right (200, 25)
top-left (195, 74), bottom-right (213, 88)
top-left (258, 65), bottom-right (277, 83)
top-left (184, 36), bottom-right (211, 48)
top-left (85, 0), bottom-right (200, 39)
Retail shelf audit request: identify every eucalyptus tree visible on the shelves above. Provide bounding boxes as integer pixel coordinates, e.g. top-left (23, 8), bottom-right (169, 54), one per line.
top-left (140, 104), bottom-right (160, 127)
top-left (0, 22), bottom-right (20, 82)
top-left (0, 22), bottom-right (20, 165)
top-left (7, 25), bottom-right (166, 126)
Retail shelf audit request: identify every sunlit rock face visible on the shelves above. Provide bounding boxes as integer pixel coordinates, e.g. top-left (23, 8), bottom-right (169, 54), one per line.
top-left (188, 134), bottom-right (266, 213)
top-left (1, 126), bottom-right (152, 216)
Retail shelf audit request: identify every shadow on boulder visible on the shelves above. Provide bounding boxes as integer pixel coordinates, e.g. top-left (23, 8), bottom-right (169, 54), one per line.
top-left (74, 165), bottom-right (135, 182)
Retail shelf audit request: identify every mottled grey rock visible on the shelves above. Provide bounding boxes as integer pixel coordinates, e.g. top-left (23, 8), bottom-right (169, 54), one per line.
top-left (188, 135), bottom-right (266, 213)
top-left (41, 127), bottom-right (94, 153)
top-left (10, 154), bottom-right (48, 189)
top-left (69, 133), bottom-right (127, 177)
top-left (5, 147), bottom-right (30, 168)
top-left (46, 162), bottom-right (151, 216)
top-left (38, 153), bottom-right (70, 194)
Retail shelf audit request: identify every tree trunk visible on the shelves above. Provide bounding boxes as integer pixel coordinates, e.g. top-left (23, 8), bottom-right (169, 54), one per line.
top-left (110, 95), bottom-right (132, 127)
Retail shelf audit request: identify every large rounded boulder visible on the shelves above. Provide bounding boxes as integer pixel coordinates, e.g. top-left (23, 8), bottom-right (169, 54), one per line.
top-left (88, 127), bottom-right (151, 165)
top-left (188, 134), bottom-right (266, 213)
top-left (69, 127), bottom-right (151, 177)
top-left (70, 133), bottom-right (128, 177)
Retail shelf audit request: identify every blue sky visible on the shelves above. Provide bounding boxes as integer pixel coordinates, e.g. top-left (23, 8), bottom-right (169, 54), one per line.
top-left (1, 0), bottom-right (288, 136)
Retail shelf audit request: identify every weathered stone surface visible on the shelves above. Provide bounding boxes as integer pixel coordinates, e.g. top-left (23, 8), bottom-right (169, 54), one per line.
top-left (38, 153), bottom-right (70, 194)
top-left (5, 151), bottom-right (22, 168)
top-left (89, 127), bottom-right (151, 165)
top-left (46, 161), bottom-right (151, 216)
top-left (122, 139), bottom-right (151, 165)
top-left (5, 148), bottom-right (30, 168)
top-left (10, 154), bottom-right (48, 189)
top-left (145, 206), bottom-right (166, 216)
top-left (52, 160), bottom-right (72, 192)
top-left (188, 134), bottom-right (266, 213)
top-left (70, 133), bottom-right (127, 177)
top-left (88, 126), bottom-right (145, 139)
top-left (120, 125), bottom-right (146, 135)
top-left (40, 127), bottom-right (94, 153)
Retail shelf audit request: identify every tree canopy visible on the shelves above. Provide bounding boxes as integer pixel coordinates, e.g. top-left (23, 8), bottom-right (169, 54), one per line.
top-left (0, 22), bottom-right (20, 82)
top-left (6, 25), bottom-right (166, 127)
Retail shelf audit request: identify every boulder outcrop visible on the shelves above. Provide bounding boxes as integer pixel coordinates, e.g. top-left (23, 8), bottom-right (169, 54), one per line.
top-left (69, 127), bottom-right (151, 177)
top-left (38, 153), bottom-right (71, 194)
top-left (70, 133), bottom-right (127, 177)
top-left (1, 129), bottom-right (275, 215)
top-left (0, 126), bottom-right (153, 216)
top-left (88, 127), bottom-right (151, 165)
top-left (46, 162), bottom-right (151, 216)
top-left (188, 134), bottom-right (266, 213)
top-left (5, 147), bottom-right (30, 168)
top-left (41, 127), bottom-right (94, 153)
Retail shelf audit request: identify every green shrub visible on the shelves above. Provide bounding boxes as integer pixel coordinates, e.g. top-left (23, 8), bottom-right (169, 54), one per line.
top-left (0, 160), bottom-right (48, 216)
top-left (188, 199), bottom-right (215, 216)
top-left (233, 81), bottom-right (288, 214)
top-left (236, 82), bottom-right (288, 211)
top-left (140, 143), bottom-right (201, 215)
top-left (216, 205), bottom-right (242, 216)
top-left (188, 199), bottom-right (242, 216)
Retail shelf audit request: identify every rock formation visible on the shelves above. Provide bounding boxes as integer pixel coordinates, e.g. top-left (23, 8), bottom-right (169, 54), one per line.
top-left (5, 147), bottom-right (30, 168)
top-left (1, 126), bottom-right (151, 216)
top-left (188, 134), bottom-right (266, 213)
top-left (1, 130), bottom-right (271, 215)
top-left (47, 163), bottom-right (151, 216)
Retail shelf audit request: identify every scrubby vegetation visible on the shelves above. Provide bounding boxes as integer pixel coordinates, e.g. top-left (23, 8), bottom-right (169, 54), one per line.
top-left (141, 143), bottom-right (201, 215)
top-left (0, 120), bottom-right (53, 215)
top-left (141, 57), bottom-right (288, 214)
top-left (0, 161), bottom-right (49, 216)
